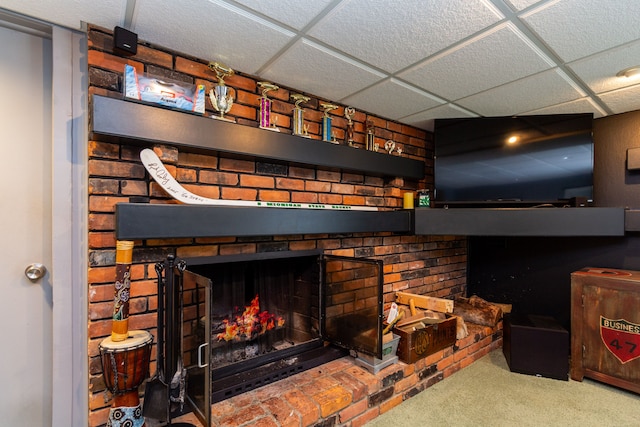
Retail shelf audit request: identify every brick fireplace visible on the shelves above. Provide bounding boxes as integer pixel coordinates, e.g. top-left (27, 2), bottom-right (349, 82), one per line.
top-left (85, 25), bottom-right (500, 427)
top-left (179, 249), bottom-right (392, 405)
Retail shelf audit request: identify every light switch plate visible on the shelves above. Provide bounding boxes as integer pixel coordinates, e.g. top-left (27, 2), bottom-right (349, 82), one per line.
top-left (627, 148), bottom-right (640, 170)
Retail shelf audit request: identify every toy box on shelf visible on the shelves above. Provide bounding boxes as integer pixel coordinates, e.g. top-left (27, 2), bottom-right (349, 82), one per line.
top-left (124, 64), bottom-right (206, 114)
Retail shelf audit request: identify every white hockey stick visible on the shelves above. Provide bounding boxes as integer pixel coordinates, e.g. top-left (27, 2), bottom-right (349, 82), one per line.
top-left (140, 148), bottom-right (379, 211)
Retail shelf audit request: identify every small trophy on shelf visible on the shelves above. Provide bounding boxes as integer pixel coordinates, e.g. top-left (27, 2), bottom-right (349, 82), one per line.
top-left (385, 139), bottom-right (402, 156)
top-left (366, 118), bottom-right (378, 151)
top-left (320, 103), bottom-right (339, 143)
top-left (208, 61), bottom-right (236, 122)
top-left (257, 81), bottom-right (280, 132)
top-left (344, 106), bottom-right (356, 147)
top-left (291, 94), bottom-right (311, 138)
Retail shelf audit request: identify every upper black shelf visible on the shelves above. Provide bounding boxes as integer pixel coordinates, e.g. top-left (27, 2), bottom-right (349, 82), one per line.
top-left (91, 95), bottom-right (425, 180)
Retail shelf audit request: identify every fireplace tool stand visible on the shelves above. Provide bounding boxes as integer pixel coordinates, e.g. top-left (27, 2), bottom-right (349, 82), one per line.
top-left (143, 255), bottom-right (196, 427)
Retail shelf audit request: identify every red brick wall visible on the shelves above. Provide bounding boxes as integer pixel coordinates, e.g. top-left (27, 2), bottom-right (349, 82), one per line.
top-left (86, 25), bottom-right (467, 426)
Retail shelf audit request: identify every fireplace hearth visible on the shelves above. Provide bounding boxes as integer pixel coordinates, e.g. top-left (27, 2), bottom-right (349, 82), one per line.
top-left (162, 250), bottom-right (384, 425)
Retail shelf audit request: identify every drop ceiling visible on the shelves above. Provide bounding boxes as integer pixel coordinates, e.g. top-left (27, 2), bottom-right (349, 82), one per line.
top-left (3, 0), bottom-right (640, 130)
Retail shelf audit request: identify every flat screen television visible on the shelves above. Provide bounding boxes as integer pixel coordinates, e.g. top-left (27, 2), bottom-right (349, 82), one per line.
top-left (433, 113), bottom-right (594, 207)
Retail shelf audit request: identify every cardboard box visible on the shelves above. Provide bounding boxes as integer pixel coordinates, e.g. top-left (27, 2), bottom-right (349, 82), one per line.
top-left (124, 64), bottom-right (206, 114)
top-left (393, 314), bottom-right (457, 363)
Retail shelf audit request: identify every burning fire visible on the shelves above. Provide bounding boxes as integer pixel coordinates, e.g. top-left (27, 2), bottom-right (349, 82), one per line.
top-left (216, 294), bottom-right (285, 342)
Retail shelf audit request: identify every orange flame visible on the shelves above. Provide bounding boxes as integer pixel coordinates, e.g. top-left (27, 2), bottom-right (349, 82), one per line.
top-left (216, 294), bottom-right (285, 342)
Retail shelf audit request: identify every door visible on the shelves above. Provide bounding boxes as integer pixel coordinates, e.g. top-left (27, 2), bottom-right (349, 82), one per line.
top-left (0, 22), bottom-right (53, 426)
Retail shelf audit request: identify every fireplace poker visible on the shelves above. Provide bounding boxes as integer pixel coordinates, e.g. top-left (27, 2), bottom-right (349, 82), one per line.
top-left (142, 261), bottom-right (169, 422)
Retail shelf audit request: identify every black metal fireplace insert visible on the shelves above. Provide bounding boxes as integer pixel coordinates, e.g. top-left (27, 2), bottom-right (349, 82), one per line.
top-left (158, 250), bottom-right (385, 426)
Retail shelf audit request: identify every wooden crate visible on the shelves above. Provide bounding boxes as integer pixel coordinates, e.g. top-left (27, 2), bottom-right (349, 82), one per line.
top-left (393, 314), bottom-right (457, 363)
top-left (571, 267), bottom-right (640, 393)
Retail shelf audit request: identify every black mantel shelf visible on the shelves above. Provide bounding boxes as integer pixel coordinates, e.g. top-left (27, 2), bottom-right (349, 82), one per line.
top-left (115, 204), bottom-right (412, 239)
top-left (94, 95), bottom-right (631, 238)
top-left (414, 207), bottom-right (626, 236)
top-left (91, 95), bottom-right (425, 180)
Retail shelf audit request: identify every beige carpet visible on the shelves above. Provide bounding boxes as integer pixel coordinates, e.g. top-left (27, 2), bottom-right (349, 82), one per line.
top-left (366, 350), bottom-right (640, 427)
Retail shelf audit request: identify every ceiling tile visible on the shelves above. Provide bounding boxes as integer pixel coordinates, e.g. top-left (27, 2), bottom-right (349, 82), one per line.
top-left (522, 97), bottom-right (606, 118)
top-left (598, 84), bottom-right (640, 115)
top-left (6, 0), bottom-right (640, 128)
top-left (457, 69), bottom-right (586, 116)
top-left (402, 104), bottom-right (477, 131)
top-left (307, 0), bottom-right (502, 73)
top-left (259, 38), bottom-right (385, 102)
top-left (232, 0), bottom-right (334, 30)
top-left (522, 0), bottom-right (640, 62)
top-left (399, 23), bottom-right (554, 101)
top-left (340, 78), bottom-right (443, 121)
top-left (502, 0), bottom-right (543, 11)
top-left (0, 0), bottom-right (124, 29)
top-left (568, 39), bottom-right (640, 94)
top-left (133, 0), bottom-right (295, 74)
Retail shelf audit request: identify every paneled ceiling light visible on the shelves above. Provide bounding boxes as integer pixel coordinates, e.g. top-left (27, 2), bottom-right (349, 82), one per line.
top-left (616, 66), bottom-right (640, 79)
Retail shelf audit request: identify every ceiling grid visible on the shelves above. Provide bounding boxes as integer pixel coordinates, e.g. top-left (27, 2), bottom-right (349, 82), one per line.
top-left (3, 0), bottom-right (639, 129)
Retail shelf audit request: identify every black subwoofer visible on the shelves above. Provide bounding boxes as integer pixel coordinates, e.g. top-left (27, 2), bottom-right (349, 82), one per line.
top-left (503, 313), bottom-right (569, 381)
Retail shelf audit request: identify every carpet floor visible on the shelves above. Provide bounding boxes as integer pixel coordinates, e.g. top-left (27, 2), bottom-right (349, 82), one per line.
top-left (366, 350), bottom-right (639, 427)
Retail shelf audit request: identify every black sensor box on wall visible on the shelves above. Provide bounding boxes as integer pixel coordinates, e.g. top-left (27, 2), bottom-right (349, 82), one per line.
top-left (114, 26), bottom-right (137, 55)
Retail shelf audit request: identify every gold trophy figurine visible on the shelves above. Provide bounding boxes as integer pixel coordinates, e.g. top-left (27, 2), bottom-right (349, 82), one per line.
top-left (208, 61), bottom-right (236, 122)
top-left (291, 94), bottom-right (311, 138)
top-left (385, 139), bottom-right (402, 155)
top-left (344, 106), bottom-right (356, 147)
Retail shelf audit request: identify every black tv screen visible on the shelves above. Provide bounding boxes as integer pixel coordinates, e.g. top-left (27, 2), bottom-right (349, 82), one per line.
top-left (433, 114), bottom-right (594, 207)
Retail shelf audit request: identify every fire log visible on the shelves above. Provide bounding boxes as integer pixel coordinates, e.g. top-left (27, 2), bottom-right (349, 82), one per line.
top-left (454, 315), bottom-right (469, 339)
top-left (453, 295), bottom-right (503, 327)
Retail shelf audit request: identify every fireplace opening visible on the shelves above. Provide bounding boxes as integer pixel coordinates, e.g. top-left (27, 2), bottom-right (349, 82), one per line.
top-left (191, 251), bottom-right (325, 377)
top-left (170, 251), bottom-right (384, 425)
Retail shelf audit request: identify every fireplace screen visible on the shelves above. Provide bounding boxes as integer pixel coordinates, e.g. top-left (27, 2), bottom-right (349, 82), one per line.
top-left (171, 251), bottom-right (383, 426)
top-left (322, 255), bottom-right (384, 359)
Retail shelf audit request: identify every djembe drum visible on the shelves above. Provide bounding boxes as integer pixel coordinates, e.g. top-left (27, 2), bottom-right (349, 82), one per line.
top-left (100, 240), bottom-right (153, 427)
top-left (100, 329), bottom-right (152, 427)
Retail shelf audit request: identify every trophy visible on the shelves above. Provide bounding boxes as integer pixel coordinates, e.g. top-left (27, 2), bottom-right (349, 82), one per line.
top-left (385, 139), bottom-right (402, 155)
top-left (344, 106), bottom-right (356, 147)
top-left (257, 81), bottom-right (280, 132)
top-left (366, 118), bottom-right (378, 151)
top-left (320, 103), bottom-right (339, 143)
top-left (208, 61), bottom-right (236, 122)
top-left (291, 94), bottom-right (311, 138)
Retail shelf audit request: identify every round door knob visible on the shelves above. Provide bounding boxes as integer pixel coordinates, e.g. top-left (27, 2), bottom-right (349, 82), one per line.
top-left (25, 263), bottom-right (47, 281)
